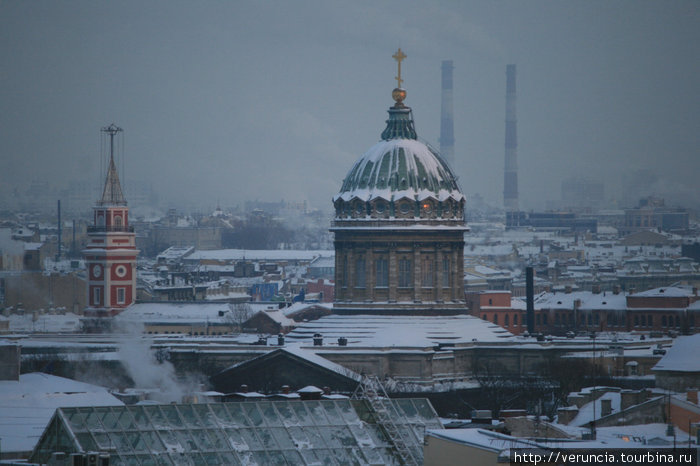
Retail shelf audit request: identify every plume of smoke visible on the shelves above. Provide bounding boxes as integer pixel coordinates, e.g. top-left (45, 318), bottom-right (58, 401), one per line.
top-left (114, 320), bottom-right (196, 403)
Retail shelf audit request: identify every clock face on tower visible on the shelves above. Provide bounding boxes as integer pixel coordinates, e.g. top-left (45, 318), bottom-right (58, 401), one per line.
top-left (92, 264), bottom-right (102, 278)
top-left (115, 265), bottom-right (127, 278)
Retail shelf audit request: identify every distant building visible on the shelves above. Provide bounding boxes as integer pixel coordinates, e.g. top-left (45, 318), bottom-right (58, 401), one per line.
top-left (621, 197), bottom-right (689, 235)
top-left (506, 211), bottom-right (597, 233)
top-left (470, 286), bottom-right (700, 336)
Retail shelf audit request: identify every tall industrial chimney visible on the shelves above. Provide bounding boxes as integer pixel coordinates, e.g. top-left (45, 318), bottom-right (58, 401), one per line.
top-left (504, 64), bottom-right (519, 222)
top-left (440, 60), bottom-right (455, 169)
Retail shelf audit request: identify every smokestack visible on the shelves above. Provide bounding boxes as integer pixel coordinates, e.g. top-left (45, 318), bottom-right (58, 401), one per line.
top-left (56, 200), bottom-right (62, 261)
top-left (504, 65), bottom-right (519, 223)
top-left (440, 60), bottom-right (455, 168)
top-left (526, 266), bottom-right (534, 334)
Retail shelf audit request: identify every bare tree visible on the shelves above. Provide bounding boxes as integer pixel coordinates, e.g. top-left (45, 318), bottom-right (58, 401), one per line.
top-left (224, 302), bottom-right (252, 332)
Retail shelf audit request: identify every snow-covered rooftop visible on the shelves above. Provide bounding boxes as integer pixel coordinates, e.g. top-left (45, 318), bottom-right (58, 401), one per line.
top-left (653, 333), bottom-right (700, 372)
top-left (0, 373), bottom-right (123, 454)
top-left (286, 314), bottom-right (513, 348)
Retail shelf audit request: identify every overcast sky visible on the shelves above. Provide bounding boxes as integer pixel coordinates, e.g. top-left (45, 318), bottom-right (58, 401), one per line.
top-left (1, 0), bottom-right (698, 213)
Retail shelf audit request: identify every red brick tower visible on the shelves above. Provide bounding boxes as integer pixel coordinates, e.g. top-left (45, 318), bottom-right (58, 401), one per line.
top-left (83, 124), bottom-right (138, 319)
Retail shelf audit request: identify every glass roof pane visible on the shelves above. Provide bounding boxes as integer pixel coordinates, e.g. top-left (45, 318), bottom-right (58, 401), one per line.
top-left (282, 450), bottom-right (305, 465)
top-left (337, 400), bottom-right (361, 424)
top-left (92, 432), bottom-right (112, 451)
top-left (64, 409), bottom-right (87, 432)
top-left (330, 425), bottom-right (358, 448)
top-left (173, 429), bottom-right (198, 453)
top-left (323, 401), bottom-right (342, 423)
top-left (76, 432), bottom-right (97, 452)
top-left (192, 404), bottom-right (218, 428)
top-left (237, 450), bottom-right (258, 466)
top-left (158, 430), bottom-right (184, 454)
top-left (128, 431), bottom-right (149, 452)
top-left (379, 447), bottom-right (403, 465)
top-left (116, 408), bottom-right (136, 430)
top-left (207, 428), bottom-right (229, 450)
top-left (334, 448), bottom-right (361, 465)
top-left (176, 404), bottom-right (203, 428)
top-left (347, 423), bottom-right (378, 448)
top-left (123, 456), bottom-right (142, 466)
top-left (259, 401), bottom-right (283, 427)
top-left (256, 428), bottom-right (278, 450)
top-left (314, 448), bottom-right (339, 465)
top-left (223, 428), bottom-right (247, 451)
top-left (210, 404), bottom-right (235, 428)
top-left (291, 402), bottom-right (313, 425)
top-left (134, 454), bottom-right (157, 466)
top-left (305, 401), bottom-right (330, 425)
top-left (300, 448), bottom-right (321, 464)
top-left (144, 405), bottom-right (168, 429)
top-left (109, 431), bottom-right (134, 453)
top-left (141, 430), bottom-right (166, 453)
top-left (251, 451), bottom-right (271, 465)
top-left (266, 450), bottom-right (287, 465)
top-left (192, 429), bottom-right (214, 451)
top-left (160, 405), bottom-right (183, 426)
top-left (239, 427), bottom-right (263, 450)
top-left (223, 403), bottom-right (249, 427)
top-left (203, 452), bottom-right (223, 465)
top-left (218, 451), bottom-right (241, 465)
top-left (128, 406), bottom-right (150, 429)
top-left (303, 426), bottom-right (328, 449)
top-left (242, 403), bottom-right (264, 427)
top-left (395, 398), bottom-right (418, 419)
top-left (269, 427), bottom-right (295, 450)
top-left (413, 398), bottom-right (437, 420)
top-left (319, 425), bottom-right (342, 448)
top-left (84, 409), bottom-right (104, 430)
top-left (287, 425), bottom-right (312, 450)
top-left (100, 408), bottom-right (120, 430)
top-left (273, 401), bottom-right (299, 427)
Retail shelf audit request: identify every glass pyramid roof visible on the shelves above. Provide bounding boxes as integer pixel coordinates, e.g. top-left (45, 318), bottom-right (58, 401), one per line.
top-left (31, 399), bottom-right (441, 465)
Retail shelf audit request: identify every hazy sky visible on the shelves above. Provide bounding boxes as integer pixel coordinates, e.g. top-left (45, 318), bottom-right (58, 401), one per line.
top-left (1, 1), bottom-right (698, 213)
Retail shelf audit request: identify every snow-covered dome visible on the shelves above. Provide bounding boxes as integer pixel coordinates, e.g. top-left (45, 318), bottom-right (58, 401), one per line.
top-left (333, 90), bottom-right (465, 222)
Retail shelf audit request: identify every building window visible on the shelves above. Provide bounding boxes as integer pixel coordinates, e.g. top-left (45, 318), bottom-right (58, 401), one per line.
top-left (504, 314), bottom-right (510, 327)
top-left (493, 314), bottom-right (498, 325)
top-left (93, 287), bottom-right (101, 306)
top-left (117, 287), bottom-right (126, 304)
top-left (514, 314), bottom-right (518, 326)
top-left (442, 257), bottom-right (450, 288)
top-left (355, 258), bottom-right (366, 288)
top-left (662, 315), bottom-right (667, 327)
top-left (536, 314), bottom-right (541, 325)
top-left (375, 258), bottom-right (388, 287)
top-left (422, 259), bottom-right (434, 288)
top-left (399, 259), bottom-right (412, 288)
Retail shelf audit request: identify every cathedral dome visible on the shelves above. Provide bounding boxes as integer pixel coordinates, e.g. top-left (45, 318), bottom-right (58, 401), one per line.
top-left (333, 93), bottom-right (465, 222)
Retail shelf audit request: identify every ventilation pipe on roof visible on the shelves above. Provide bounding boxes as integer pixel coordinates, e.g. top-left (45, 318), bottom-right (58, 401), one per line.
top-left (278, 333), bottom-right (285, 346)
top-left (313, 333), bottom-right (323, 346)
top-left (338, 337), bottom-right (347, 346)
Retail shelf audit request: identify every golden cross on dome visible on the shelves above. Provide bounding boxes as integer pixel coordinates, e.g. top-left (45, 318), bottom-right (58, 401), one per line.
top-left (392, 48), bottom-right (407, 88)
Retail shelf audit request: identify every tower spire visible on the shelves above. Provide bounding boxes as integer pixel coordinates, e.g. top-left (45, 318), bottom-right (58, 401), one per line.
top-left (99, 124), bottom-right (126, 206)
